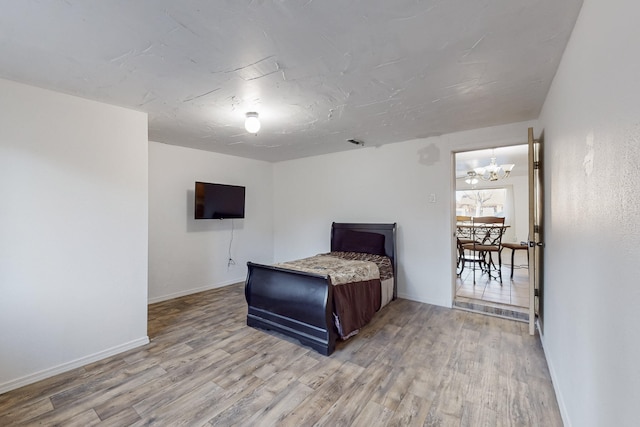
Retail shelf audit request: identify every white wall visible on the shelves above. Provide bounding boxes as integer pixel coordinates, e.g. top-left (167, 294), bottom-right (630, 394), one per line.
top-left (148, 142), bottom-right (273, 303)
top-left (538, 0), bottom-right (640, 425)
top-left (273, 120), bottom-right (536, 307)
top-left (0, 79), bottom-right (149, 393)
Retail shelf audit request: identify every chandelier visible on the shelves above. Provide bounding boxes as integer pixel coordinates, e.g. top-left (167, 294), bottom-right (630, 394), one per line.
top-left (464, 171), bottom-right (479, 185)
top-left (474, 156), bottom-right (514, 181)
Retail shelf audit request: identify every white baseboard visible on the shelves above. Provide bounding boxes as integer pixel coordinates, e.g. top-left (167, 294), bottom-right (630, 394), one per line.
top-left (538, 320), bottom-right (571, 427)
top-left (396, 291), bottom-right (450, 308)
top-left (148, 278), bottom-right (245, 304)
top-left (0, 336), bottom-right (149, 395)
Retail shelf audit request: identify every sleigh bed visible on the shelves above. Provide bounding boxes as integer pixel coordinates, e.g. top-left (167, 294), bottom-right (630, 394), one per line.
top-left (244, 222), bottom-right (397, 355)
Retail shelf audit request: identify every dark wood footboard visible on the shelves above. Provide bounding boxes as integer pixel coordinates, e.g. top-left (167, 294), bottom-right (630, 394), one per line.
top-left (245, 262), bottom-right (338, 355)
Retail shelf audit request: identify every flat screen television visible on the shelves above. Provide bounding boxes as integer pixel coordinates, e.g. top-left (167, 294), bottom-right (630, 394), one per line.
top-left (194, 182), bottom-right (245, 219)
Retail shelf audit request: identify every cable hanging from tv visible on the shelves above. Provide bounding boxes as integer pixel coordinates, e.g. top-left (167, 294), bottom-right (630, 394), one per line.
top-left (228, 219), bottom-right (236, 269)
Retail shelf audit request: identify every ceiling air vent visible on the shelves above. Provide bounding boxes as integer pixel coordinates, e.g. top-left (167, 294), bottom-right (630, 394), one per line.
top-left (347, 139), bottom-right (364, 146)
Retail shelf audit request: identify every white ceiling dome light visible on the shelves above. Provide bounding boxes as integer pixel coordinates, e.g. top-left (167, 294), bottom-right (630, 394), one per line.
top-left (244, 112), bottom-right (260, 134)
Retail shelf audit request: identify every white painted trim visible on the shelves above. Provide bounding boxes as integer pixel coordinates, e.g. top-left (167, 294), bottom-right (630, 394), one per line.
top-left (148, 278), bottom-right (245, 304)
top-left (0, 336), bottom-right (149, 395)
top-left (538, 320), bottom-right (571, 427)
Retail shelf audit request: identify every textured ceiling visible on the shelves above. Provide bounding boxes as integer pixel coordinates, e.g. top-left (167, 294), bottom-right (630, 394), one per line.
top-left (0, 0), bottom-right (583, 162)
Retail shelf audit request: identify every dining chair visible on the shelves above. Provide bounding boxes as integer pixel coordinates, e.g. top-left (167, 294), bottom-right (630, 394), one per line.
top-left (455, 216), bottom-right (474, 244)
top-left (455, 216), bottom-right (474, 269)
top-left (457, 237), bottom-right (486, 283)
top-left (462, 216), bottom-right (506, 283)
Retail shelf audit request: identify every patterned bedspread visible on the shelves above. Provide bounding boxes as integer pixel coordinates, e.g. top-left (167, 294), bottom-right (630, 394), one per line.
top-left (275, 253), bottom-right (381, 285)
top-left (275, 252), bottom-right (393, 340)
top-left (327, 251), bottom-right (393, 281)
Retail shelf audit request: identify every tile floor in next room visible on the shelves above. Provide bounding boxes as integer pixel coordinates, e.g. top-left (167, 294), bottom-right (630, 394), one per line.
top-left (456, 248), bottom-right (530, 309)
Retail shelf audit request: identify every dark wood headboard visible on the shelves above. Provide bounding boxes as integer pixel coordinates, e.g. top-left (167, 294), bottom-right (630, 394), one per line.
top-left (330, 222), bottom-right (398, 299)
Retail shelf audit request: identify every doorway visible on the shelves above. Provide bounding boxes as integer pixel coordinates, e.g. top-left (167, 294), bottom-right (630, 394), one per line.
top-left (453, 145), bottom-right (530, 319)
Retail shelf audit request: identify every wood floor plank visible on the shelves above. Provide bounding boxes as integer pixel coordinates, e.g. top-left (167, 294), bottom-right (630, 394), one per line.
top-left (424, 407), bottom-right (463, 427)
top-left (0, 361), bottom-right (118, 413)
top-left (129, 379), bottom-right (225, 427)
top-left (129, 350), bottom-right (230, 416)
top-left (465, 357), bottom-right (501, 412)
top-left (0, 395), bottom-right (54, 426)
top-left (49, 365), bottom-right (167, 409)
top-left (0, 282), bottom-right (563, 426)
top-left (158, 345), bottom-right (229, 374)
top-left (524, 376), bottom-right (563, 425)
top-left (347, 323), bottom-right (402, 367)
top-left (122, 341), bottom-right (194, 367)
top-left (296, 355), bottom-right (344, 390)
top-left (252, 346), bottom-right (318, 385)
top-left (350, 400), bottom-right (394, 427)
top-left (386, 391), bottom-right (432, 427)
top-left (209, 341), bottom-right (296, 388)
top-left (371, 365), bottom-right (415, 411)
top-left (428, 368), bottom-right (472, 420)
top-left (131, 348), bottom-right (256, 418)
top-left (240, 380), bottom-right (315, 426)
top-left (277, 361), bottom-right (364, 426)
top-left (93, 348), bottom-right (228, 420)
top-left (97, 407), bottom-right (141, 426)
top-left (460, 400), bottom-right (502, 427)
top-left (206, 371), bottom-right (300, 426)
top-left (313, 361), bottom-right (391, 426)
top-left (496, 374), bottom-right (535, 426)
top-left (147, 374), bottom-right (264, 426)
top-left (24, 406), bottom-right (103, 427)
top-left (22, 365), bottom-right (167, 426)
top-left (408, 366), bottom-right (442, 402)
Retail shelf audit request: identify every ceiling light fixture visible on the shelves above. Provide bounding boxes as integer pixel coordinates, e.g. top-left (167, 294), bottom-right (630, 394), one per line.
top-left (474, 153), bottom-right (514, 181)
top-left (464, 171), bottom-right (479, 185)
top-left (244, 112), bottom-right (260, 134)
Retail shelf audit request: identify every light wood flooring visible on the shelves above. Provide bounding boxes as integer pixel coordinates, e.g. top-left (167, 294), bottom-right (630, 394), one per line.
top-left (456, 249), bottom-right (530, 308)
top-left (0, 282), bottom-right (562, 426)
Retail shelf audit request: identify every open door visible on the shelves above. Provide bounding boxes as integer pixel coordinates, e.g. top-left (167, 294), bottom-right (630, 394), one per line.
top-left (528, 127), bottom-right (544, 335)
